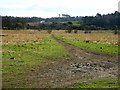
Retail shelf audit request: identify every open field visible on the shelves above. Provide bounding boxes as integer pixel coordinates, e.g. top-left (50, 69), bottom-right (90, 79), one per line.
top-left (52, 30), bottom-right (119, 45)
top-left (2, 30), bottom-right (70, 88)
top-left (52, 30), bottom-right (119, 55)
top-left (2, 30), bottom-right (119, 88)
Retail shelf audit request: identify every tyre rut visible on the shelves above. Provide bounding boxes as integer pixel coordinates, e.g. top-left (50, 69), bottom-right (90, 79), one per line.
top-left (28, 35), bottom-right (118, 88)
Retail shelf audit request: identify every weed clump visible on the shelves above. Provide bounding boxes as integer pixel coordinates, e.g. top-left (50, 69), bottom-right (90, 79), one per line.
top-left (65, 30), bottom-right (72, 33)
top-left (68, 30), bottom-right (72, 33)
top-left (74, 30), bottom-right (78, 33)
top-left (84, 31), bottom-right (91, 34)
top-left (47, 30), bottom-right (52, 34)
top-left (113, 30), bottom-right (119, 35)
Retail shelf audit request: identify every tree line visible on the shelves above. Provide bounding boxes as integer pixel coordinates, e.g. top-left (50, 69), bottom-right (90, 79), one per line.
top-left (2, 11), bottom-right (120, 30)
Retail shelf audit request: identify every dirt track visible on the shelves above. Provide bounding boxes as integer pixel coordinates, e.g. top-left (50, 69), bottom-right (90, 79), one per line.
top-left (28, 36), bottom-right (118, 88)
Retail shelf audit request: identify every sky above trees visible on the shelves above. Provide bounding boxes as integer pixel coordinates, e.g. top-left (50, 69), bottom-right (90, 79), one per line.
top-left (0, 0), bottom-right (119, 18)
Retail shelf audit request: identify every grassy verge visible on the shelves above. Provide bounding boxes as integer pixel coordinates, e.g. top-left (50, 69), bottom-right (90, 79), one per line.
top-left (69, 78), bottom-right (119, 88)
top-left (53, 35), bottom-right (119, 55)
top-left (2, 36), bottom-right (70, 88)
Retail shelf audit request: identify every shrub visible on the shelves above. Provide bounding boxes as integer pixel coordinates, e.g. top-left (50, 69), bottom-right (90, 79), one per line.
top-left (113, 30), bottom-right (118, 35)
top-left (47, 30), bottom-right (52, 34)
top-left (74, 30), bottom-right (78, 33)
top-left (84, 31), bottom-right (91, 34)
top-left (68, 30), bottom-right (72, 33)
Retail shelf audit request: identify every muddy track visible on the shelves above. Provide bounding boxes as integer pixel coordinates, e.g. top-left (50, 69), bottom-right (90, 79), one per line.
top-left (28, 36), bottom-right (118, 88)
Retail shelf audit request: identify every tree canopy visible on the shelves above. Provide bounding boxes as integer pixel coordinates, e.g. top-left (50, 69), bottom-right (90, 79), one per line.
top-left (2, 11), bottom-right (120, 30)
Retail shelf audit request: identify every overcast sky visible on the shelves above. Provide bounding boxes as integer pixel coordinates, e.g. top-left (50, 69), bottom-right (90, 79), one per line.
top-left (0, 0), bottom-right (119, 18)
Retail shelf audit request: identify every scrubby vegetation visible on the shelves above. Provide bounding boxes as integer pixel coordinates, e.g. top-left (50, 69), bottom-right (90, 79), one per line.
top-left (2, 11), bottom-right (120, 30)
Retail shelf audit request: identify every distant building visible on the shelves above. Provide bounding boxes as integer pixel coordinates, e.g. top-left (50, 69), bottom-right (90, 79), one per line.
top-left (62, 14), bottom-right (71, 18)
top-left (40, 21), bottom-right (45, 23)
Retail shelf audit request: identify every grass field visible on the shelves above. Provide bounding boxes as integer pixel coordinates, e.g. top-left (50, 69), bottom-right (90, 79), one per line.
top-left (2, 30), bottom-right (70, 88)
top-left (52, 30), bottom-right (119, 45)
top-left (52, 30), bottom-right (119, 55)
top-left (2, 30), bottom-right (119, 88)
top-left (70, 78), bottom-right (119, 88)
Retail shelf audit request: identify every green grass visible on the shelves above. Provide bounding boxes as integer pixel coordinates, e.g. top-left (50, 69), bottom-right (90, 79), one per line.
top-left (72, 22), bottom-right (80, 26)
top-left (69, 78), bottom-right (119, 88)
top-left (53, 35), bottom-right (119, 55)
top-left (2, 36), bottom-right (70, 88)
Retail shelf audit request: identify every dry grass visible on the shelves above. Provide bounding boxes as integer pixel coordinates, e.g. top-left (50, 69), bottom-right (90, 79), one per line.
top-left (2, 30), bottom-right (119, 45)
top-left (52, 30), bottom-right (119, 45)
top-left (2, 30), bottom-right (48, 45)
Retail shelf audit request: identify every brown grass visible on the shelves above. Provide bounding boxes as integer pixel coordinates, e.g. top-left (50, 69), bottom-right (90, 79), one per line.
top-left (2, 30), bottom-right (119, 45)
top-left (2, 30), bottom-right (48, 45)
top-left (52, 30), bottom-right (119, 45)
